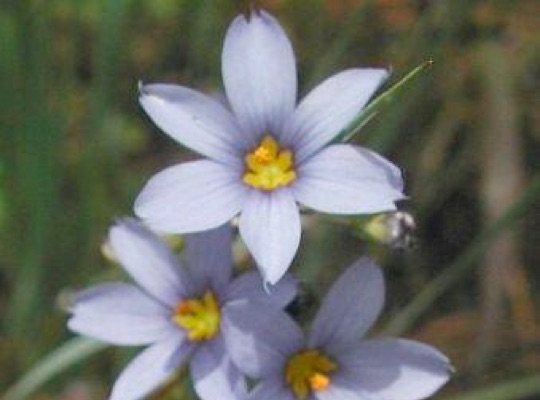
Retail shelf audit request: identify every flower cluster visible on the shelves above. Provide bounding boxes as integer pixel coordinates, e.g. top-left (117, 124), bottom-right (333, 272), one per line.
top-left (67, 8), bottom-right (452, 400)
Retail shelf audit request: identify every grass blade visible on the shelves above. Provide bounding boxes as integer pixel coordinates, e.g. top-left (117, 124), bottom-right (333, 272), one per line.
top-left (439, 374), bottom-right (540, 400)
top-left (3, 338), bottom-right (107, 400)
top-left (334, 60), bottom-right (433, 144)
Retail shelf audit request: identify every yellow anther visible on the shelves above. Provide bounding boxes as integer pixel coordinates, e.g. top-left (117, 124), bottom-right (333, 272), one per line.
top-left (243, 135), bottom-right (296, 191)
top-left (172, 290), bottom-right (220, 342)
top-left (310, 373), bottom-right (331, 391)
top-left (252, 136), bottom-right (277, 163)
top-left (284, 349), bottom-right (337, 400)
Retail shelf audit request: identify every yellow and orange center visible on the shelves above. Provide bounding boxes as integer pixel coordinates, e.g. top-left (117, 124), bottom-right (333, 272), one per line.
top-left (243, 135), bottom-right (297, 191)
top-left (284, 349), bottom-right (337, 400)
top-left (172, 290), bottom-right (220, 342)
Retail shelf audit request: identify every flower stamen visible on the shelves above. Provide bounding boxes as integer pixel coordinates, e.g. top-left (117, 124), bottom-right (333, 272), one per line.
top-left (172, 290), bottom-right (220, 342)
top-left (285, 349), bottom-right (337, 400)
top-left (243, 135), bottom-right (296, 191)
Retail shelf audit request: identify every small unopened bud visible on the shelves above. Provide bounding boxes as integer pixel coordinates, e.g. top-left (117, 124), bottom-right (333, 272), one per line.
top-left (356, 211), bottom-right (416, 249)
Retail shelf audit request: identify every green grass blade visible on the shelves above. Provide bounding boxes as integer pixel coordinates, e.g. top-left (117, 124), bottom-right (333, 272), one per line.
top-left (3, 2), bottom-right (62, 346)
top-left (334, 60), bottom-right (433, 144)
top-left (438, 374), bottom-right (540, 400)
top-left (3, 338), bottom-right (107, 400)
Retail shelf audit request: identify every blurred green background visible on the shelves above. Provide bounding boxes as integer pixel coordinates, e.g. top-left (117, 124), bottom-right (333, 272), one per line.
top-left (1, 0), bottom-right (539, 399)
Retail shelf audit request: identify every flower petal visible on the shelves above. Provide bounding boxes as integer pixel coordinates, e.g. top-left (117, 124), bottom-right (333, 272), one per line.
top-left (139, 83), bottom-right (244, 165)
top-left (68, 283), bottom-right (174, 346)
top-left (308, 258), bottom-right (384, 351)
top-left (184, 224), bottom-right (233, 295)
top-left (135, 160), bottom-right (248, 234)
top-left (284, 68), bottom-right (388, 161)
top-left (293, 144), bottom-right (404, 215)
top-left (190, 338), bottom-right (247, 400)
top-left (335, 339), bottom-right (452, 400)
top-left (313, 382), bottom-right (363, 400)
top-left (248, 380), bottom-right (295, 400)
top-left (221, 301), bottom-right (303, 378)
top-left (110, 333), bottom-right (192, 400)
top-left (222, 10), bottom-right (297, 142)
top-left (225, 270), bottom-right (297, 308)
top-left (109, 219), bottom-right (190, 306)
top-left (239, 189), bottom-right (301, 285)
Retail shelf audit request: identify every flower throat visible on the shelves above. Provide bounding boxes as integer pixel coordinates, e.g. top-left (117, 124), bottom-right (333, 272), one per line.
top-left (285, 349), bottom-right (337, 400)
top-left (172, 290), bottom-right (220, 342)
top-left (243, 135), bottom-right (296, 191)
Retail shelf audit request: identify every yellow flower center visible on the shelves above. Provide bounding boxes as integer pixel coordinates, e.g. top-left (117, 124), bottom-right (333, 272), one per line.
top-left (243, 135), bottom-right (297, 191)
top-left (172, 290), bottom-right (220, 342)
top-left (284, 349), bottom-right (337, 400)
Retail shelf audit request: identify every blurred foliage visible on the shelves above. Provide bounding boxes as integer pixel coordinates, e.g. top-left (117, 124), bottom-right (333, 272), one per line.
top-left (1, 0), bottom-right (539, 399)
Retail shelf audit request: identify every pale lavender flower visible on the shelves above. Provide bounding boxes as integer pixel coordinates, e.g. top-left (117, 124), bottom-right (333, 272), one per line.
top-left (223, 258), bottom-right (452, 400)
top-left (135, 9), bottom-right (404, 284)
top-left (68, 219), bottom-right (296, 400)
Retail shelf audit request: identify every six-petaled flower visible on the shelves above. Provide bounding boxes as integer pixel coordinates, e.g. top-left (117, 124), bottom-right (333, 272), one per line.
top-left (223, 258), bottom-right (452, 400)
top-left (68, 219), bottom-right (296, 400)
top-left (135, 10), bottom-right (404, 284)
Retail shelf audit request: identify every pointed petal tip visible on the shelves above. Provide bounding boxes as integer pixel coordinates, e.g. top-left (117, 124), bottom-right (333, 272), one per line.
top-left (223, 6), bottom-right (297, 138)
top-left (137, 80), bottom-right (146, 95)
top-left (137, 84), bottom-right (164, 104)
top-left (262, 268), bottom-right (298, 287)
top-left (239, 190), bottom-right (301, 287)
top-left (262, 270), bottom-right (281, 287)
top-left (258, 254), bottom-right (296, 286)
top-left (308, 256), bottom-right (384, 349)
top-left (264, 273), bottom-right (298, 292)
top-left (240, 3), bottom-right (260, 21)
top-left (237, 6), bottom-right (272, 23)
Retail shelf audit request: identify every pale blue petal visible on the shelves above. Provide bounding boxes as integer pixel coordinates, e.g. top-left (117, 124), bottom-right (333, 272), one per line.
top-left (284, 68), bottom-right (388, 161)
top-left (222, 10), bottom-right (297, 142)
top-left (334, 339), bottom-right (452, 400)
top-left (308, 258), bottom-right (384, 351)
top-left (225, 270), bottom-right (297, 308)
top-left (135, 160), bottom-right (248, 233)
top-left (184, 224), bottom-right (233, 295)
top-left (139, 84), bottom-right (245, 165)
top-left (293, 144), bottom-right (404, 215)
top-left (239, 189), bottom-right (301, 285)
top-left (356, 146), bottom-right (404, 192)
top-left (68, 283), bottom-right (174, 346)
top-left (313, 382), bottom-right (365, 400)
top-left (190, 338), bottom-right (247, 400)
top-left (221, 301), bottom-right (303, 378)
top-left (109, 219), bottom-right (190, 306)
top-left (248, 380), bottom-right (295, 400)
top-left (109, 332), bottom-right (192, 400)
